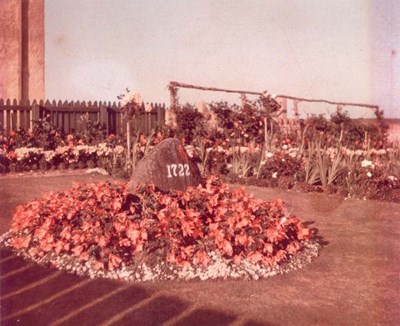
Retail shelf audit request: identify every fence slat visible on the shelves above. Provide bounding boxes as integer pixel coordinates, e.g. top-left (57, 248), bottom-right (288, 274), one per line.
top-left (0, 109), bottom-right (4, 130)
top-left (0, 99), bottom-right (167, 136)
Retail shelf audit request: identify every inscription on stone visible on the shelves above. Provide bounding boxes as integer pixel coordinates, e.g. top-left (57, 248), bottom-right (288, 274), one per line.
top-left (127, 138), bottom-right (202, 192)
top-left (166, 163), bottom-right (190, 178)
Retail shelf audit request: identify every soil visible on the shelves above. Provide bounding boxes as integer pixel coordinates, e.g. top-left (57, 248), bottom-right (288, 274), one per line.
top-left (1, 171), bottom-right (399, 325)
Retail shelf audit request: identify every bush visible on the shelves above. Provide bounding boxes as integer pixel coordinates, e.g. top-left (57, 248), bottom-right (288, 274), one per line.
top-left (175, 104), bottom-right (207, 143)
top-left (31, 115), bottom-right (64, 150)
top-left (302, 111), bottom-right (389, 150)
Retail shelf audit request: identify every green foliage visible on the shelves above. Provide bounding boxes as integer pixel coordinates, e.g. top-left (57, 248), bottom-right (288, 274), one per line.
top-left (31, 115), bottom-right (64, 150)
top-left (302, 111), bottom-right (389, 149)
top-left (75, 114), bottom-right (107, 145)
top-left (0, 94), bottom-right (398, 202)
top-left (209, 101), bottom-right (268, 144)
top-left (175, 104), bottom-right (207, 143)
top-left (258, 153), bottom-right (302, 184)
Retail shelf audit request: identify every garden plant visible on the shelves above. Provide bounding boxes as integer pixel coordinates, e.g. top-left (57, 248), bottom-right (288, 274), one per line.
top-left (1, 92), bottom-right (399, 281)
top-left (0, 94), bottom-right (399, 202)
top-left (2, 177), bottom-right (319, 280)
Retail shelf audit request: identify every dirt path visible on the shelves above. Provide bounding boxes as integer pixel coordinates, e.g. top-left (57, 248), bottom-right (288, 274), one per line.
top-left (1, 173), bottom-right (399, 325)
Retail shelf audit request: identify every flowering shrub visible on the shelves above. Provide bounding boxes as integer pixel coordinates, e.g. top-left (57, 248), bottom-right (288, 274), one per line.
top-left (10, 177), bottom-right (313, 274)
top-left (0, 95), bottom-right (398, 203)
top-left (175, 104), bottom-right (207, 143)
top-left (303, 111), bottom-right (389, 150)
top-left (2, 143), bottom-right (126, 173)
top-left (118, 89), bottom-right (143, 118)
top-left (1, 129), bottom-right (399, 202)
top-left (257, 150), bottom-right (302, 187)
top-left (345, 158), bottom-right (400, 201)
top-left (209, 101), bottom-right (270, 145)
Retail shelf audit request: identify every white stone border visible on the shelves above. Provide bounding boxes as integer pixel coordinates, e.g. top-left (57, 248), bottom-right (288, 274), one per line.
top-left (0, 230), bottom-right (321, 282)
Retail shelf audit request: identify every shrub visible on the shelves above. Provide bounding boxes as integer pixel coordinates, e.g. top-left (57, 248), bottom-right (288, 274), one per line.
top-left (258, 152), bottom-right (302, 184)
top-left (175, 104), bottom-right (207, 143)
top-left (74, 115), bottom-right (108, 145)
top-left (302, 111), bottom-right (389, 150)
top-left (31, 115), bottom-right (64, 150)
top-left (209, 101), bottom-right (271, 145)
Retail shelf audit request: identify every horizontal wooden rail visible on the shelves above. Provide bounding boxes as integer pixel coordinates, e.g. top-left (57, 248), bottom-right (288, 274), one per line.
top-left (276, 94), bottom-right (379, 110)
top-left (169, 81), bottom-right (379, 111)
top-left (169, 81), bottom-right (263, 96)
top-left (39, 106), bottom-right (101, 113)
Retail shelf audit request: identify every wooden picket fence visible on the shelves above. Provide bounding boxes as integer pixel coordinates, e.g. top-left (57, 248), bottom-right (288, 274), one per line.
top-left (0, 99), bottom-right (167, 135)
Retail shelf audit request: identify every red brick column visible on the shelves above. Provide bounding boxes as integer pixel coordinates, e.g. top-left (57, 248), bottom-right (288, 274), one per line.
top-left (0, 0), bottom-right (44, 102)
top-left (0, 0), bottom-right (22, 100)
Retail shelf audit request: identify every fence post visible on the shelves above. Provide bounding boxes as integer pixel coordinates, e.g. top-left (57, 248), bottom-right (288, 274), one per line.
top-left (31, 102), bottom-right (40, 129)
top-left (117, 111), bottom-right (124, 135)
top-left (276, 97), bottom-right (287, 122)
top-left (16, 100), bottom-right (21, 130)
top-left (167, 83), bottom-right (178, 128)
top-left (99, 105), bottom-right (109, 134)
top-left (293, 99), bottom-right (299, 121)
top-left (157, 104), bottom-right (164, 126)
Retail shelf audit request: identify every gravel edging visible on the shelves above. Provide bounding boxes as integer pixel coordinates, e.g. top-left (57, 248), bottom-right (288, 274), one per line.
top-left (0, 230), bottom-right (321, 282)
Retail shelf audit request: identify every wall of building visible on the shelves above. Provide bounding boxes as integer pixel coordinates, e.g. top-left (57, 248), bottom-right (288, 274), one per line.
top-left (0, 0), bottom-right (44, 102)
top-left (0, 0), bottom-right (22, 100)
top-left (26, 0), bottom-right (45, 101)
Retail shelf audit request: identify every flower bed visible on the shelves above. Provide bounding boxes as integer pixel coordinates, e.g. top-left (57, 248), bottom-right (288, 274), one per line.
top-left (1, 98), bottom-right (399, 202)
top-left (2, 143), bottom-right (125, 173)
top-left (1, 177), bottom-right (320, 281)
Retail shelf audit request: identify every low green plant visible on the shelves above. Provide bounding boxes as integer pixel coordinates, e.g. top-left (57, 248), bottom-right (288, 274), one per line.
top-left (307, 129), bottom-right (344, 190)
top-left (127, 133), bottom-right (140, 172)
top-left (231, 147), bottom-right (252, 179)
top-left (303, 144), bottom-right (319, 185)
top-left (195, 137), bottom-right (211, 175)
top-left (388, 141), bottom-right (400, 177)
top-left (75, 114), bottom-right (107, 145)
top-left (31, 115), bottom-right (63, 150)
top-left (317, 148), bottom-right (342, 189)
top-left (143, 130), bottom-right (155, 157)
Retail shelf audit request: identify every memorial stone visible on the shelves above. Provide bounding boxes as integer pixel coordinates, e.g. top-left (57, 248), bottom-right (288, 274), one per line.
top-left (127, 138), bottom-right (203, 192)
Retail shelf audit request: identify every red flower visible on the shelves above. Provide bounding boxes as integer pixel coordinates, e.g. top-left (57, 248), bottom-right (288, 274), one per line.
top-left (92, 261), bottom-right (104, 270)
top-left (11, 235), bottom-right (31, 249)
top-left (247, 251), bottom-right (263, 263)
top-left (9, 178), bottom-right (314, 273)
top-left (221, 239), bottom-right (233, 256)
top-left (71, 245), bottom-right (84, 256)
top-left (194, 250), bottom-right (211, 266)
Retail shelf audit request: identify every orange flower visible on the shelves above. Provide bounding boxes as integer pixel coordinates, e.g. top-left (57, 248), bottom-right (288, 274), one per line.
top-left (11, 235), bottom-right (31, 249)
top-left (221, 239), bottom-right (233, 256)
top-left (71, 245), bottom-right (84, 256)
top-left (92, 260), bottom-right (104, 270)
top-left (97, 235), bottom-right (108, 247)
top-left (247, 251), bottom-right (263, 263)
top-left (127, 229), bottom-right (140, 243)
top-left (233, 254), bottom-right (242, 265)
top-left (108, 253), bottom-right (122, 270)
top-left (119, 238), bottom-right (131, 247)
